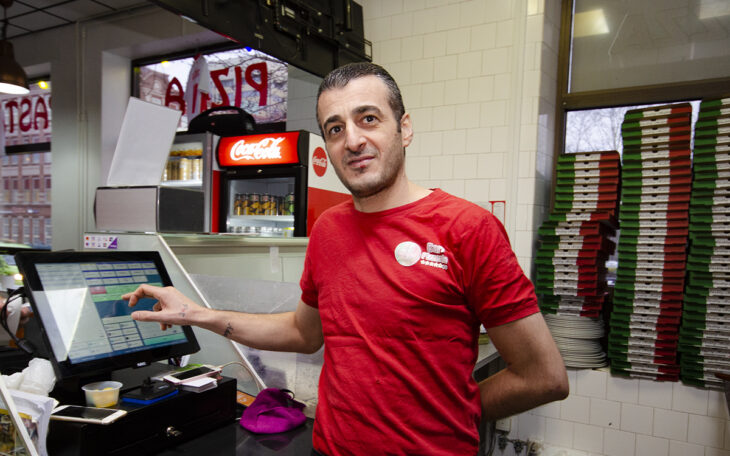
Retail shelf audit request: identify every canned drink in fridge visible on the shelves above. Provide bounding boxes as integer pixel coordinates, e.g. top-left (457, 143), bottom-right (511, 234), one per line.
top-left (268, 194), bottom-right (277, 216)
top-left (241, 193), bottom-right (252, 215)
top-left (234, 194), bottom-right (242, 216)
top-left (250, 193), bottom-right (261, 215)
top-left (261, 194), bottom-right (270, 215)
top-left (179, 158), bottom-right (191, 181)
top-left (285, 193), bottom-right (295, 216)
top-left (192, 157), bottom-right (202, 180)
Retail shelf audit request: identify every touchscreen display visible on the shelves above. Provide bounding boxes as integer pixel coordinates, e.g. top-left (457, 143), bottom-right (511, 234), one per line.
top-left (33, 260), bottom-right (187, 365)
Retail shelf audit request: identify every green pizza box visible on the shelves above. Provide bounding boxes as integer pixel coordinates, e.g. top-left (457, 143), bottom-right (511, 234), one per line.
top-left (556, 160), bottom-right (619, 171)
top-left (691, 168), bottom-right (730, 182)
top-left (555, 174), bottom-right (620, 186)
top-left (621, 124), bottom-right (692, 139)
top-left (691, 185), bottom-right (730, 197)
top-left (694, 135), bottom-right (730, 148)
top-left (622, 192), bottom-right (690, 204)
top-left (687, 245), bottom-right (730, 262)
top-left (694, 116), bottom-right (730, 130)
top-left (619, 226), bottom-right (688, 237)
top-left (611, 367), bottom-right (679, 382)
top-left (557, 150), bottom-right (620, 163)
top-left (553, 199), bottom-right (618, 212)
top-left (622, 184), bottom-right (691, 196)
top-left (680, 376), bottom-right (725, 391)
top-left (623, 103), bottom-right (692, 122)
top-left (619, 200), bottom-right (689, 214)
top-left (556, 167), bottom-right (620, 179)
top-left (622, 174), bottom-right (692, 187)
top-left (617, 234), bottom-right (687, 246)
top-left (618, 242), bottom-right (686, 256)
top-left (621, 157), bottom-right (692, 171)
top-left (555, 181), bottom-right (619, 194)
top-left (609, 360), bottom-right (680, 375)
top-left (689, 195), bottom-right (730, 206)
top-left (694, 161), bottom-right (730, 174)
top-left (693, 143), bottom-right (730, 156)
top-left (698, 106), bottom-right (730, 120)
top-left (622, 166), bottom-right (691, 179)
top-left (699, 97), bottom-right (730, 111)
top-left (555, 192), bottom-right (618, 202)
top-left (689, 236), bottom-right (730, 248)
top-left (623, 135), bottom-right (691, 150)
top-left (695, 125), bottom-right (730, 138)
top-left (621, 146), bottom-right (690, 163)
top-left (692, 178), bottom-right (730, 190)
top-left (548, 211), bottom-right (616, 222)
top-left (621, 115), bottom-right (691, 132)
top-left (620, 218), bottom-right (688, 230)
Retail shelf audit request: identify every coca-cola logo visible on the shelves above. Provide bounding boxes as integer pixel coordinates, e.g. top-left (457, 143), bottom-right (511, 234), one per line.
top-left (312, 147), bottom-right (327, 177)
top-left (230, 137), bottom-right (285, 161)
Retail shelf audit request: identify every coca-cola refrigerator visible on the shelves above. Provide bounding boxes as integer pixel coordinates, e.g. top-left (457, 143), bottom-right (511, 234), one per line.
top-left (209, 130), bottom-right (349, 237)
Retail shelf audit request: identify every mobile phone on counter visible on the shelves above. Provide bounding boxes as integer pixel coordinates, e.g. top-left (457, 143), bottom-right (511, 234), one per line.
top-left (162, 365), bottom-right (221, 384)
top-left (51, 405), bottom-right (127, 425)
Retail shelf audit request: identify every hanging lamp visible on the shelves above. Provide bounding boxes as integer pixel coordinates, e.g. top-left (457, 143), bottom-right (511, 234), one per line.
top-left (0, 0), bottom-right (28, 95)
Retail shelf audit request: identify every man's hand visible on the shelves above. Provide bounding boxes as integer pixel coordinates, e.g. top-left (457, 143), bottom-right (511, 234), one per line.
top-left (122, 285), bottom-right (204, 330)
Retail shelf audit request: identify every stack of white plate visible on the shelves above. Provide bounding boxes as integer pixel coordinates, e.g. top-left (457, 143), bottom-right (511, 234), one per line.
top-left (544, 313), bottom-right (607, 369)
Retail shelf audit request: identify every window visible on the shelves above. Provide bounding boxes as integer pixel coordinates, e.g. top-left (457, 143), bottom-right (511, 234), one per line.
top-left (0, 79), bottom-right (52, 249)
top-left (135, 47), bottom-right (288, 132)
top-left (550, 0), bottom-right (730, 385)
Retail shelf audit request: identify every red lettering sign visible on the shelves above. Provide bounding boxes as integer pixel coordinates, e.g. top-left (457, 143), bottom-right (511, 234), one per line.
top-left (218, 132), bottom-right (300, 167)
top-left (165, 77), bottom-right (185, 112)
top-left (245, 62), bottom-right (268, 107)
top-left (164, 61), bottom-right (270, 114)
top-left (2, 90), bottom-right (52, 145)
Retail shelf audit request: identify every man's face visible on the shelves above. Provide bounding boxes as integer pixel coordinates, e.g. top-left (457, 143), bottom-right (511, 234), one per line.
top-left (317, 75), bottom-right (412, 199)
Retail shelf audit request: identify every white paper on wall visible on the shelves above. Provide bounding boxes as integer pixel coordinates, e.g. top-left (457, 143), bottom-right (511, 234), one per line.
top-left (106, 97), bottom-right (181, 186)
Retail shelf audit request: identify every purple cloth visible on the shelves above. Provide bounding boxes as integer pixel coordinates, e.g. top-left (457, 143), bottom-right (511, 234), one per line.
top-left (240, 388), bottom-right (306, 434)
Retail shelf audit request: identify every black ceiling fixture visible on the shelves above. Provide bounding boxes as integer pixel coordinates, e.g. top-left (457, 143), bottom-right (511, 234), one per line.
top-left (148, 0), bottom-right (371, 77)
top-left (0, 0), bottom-right (28, 94)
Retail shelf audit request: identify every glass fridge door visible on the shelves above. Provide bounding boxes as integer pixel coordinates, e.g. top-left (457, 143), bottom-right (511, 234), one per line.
top-left (225, 176), bottom-right (297, 237)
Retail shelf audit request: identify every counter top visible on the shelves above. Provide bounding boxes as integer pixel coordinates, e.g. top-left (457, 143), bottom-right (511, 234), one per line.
top-left (160, 233), bottom-right (309, 248)
top-left (157, 416), bottom-right (314, 455)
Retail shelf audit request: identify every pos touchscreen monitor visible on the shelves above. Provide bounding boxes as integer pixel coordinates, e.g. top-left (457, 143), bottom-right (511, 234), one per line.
top-left (14, 251), bottom-right (200, 380)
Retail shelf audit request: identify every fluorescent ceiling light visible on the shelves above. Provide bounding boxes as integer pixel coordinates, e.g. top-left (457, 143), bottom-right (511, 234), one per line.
top-left (574, 9), bottom-right (610, 38)
top-left (699, 0), bottom-right (730, 19)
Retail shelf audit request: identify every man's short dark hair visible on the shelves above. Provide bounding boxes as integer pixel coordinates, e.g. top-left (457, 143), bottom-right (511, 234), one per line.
top-left (316, 62), bottom-right (406, 132)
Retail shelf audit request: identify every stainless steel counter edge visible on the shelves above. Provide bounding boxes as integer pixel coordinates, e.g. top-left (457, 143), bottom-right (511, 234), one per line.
top-left (160, 233), bottom-right (310, 248)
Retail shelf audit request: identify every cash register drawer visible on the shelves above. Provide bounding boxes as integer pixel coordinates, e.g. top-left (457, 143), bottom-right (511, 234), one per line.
top-left (48, 377), bottom-right (237, 456)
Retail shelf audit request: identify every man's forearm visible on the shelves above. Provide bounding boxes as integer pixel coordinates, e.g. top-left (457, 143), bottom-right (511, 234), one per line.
top-left (192, 308), bottom-right (315, 353)
top-left (478, 365), bottom-right (568, 421)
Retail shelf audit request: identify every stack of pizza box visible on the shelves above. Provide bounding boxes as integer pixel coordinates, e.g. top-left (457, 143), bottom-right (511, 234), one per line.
top-left (535, 151), bottom-right (620, 368)
top-left (679, 96), bottom-right (730, 390)
top-left (609, 103), bottom-right (693, 382)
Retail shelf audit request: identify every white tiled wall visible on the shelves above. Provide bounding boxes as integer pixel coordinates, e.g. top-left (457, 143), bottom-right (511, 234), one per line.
top-left (503, 368), bottom-right (730, 456)
top-left (361, 0), bottom-right (557, 273)
top-left (360, 1), bottom-right (730, 455)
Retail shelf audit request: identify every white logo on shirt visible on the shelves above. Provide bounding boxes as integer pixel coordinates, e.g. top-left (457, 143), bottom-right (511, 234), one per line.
top-left (394, 241), bottom-right (449, 270)
top-left (394, 241), bottom-right (421, 267)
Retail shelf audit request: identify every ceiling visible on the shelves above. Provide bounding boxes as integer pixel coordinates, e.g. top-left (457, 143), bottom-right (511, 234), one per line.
top-left (2, 0), bottom-right (150, 39)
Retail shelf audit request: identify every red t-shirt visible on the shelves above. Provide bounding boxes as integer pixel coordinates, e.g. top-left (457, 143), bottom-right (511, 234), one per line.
top-left (300, 189), bottom-right (538, 456)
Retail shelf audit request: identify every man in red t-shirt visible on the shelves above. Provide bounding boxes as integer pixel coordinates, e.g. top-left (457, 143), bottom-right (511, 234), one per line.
top-left (125, 63), bottom-right (568, 456)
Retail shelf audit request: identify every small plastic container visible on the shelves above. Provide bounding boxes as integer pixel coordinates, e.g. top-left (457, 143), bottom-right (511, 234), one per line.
top-left (82, 381), bottom-right (123, 407)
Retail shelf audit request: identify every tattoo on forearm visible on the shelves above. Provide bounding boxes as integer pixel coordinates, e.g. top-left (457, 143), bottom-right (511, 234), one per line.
top-left (179, 303), bottom-right (189, 319)
top-left (223, 323), bottom-right (233, 338)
